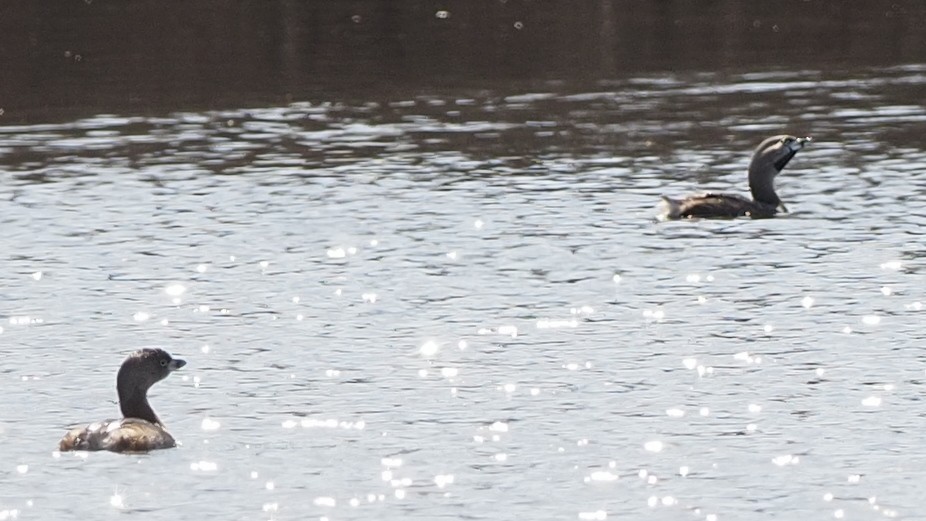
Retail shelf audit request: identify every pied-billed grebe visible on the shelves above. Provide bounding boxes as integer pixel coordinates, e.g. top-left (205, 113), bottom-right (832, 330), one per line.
top-left (660, 135), bottom-right (811, 219)
top-left (59, 348), bottom-right (186, 453)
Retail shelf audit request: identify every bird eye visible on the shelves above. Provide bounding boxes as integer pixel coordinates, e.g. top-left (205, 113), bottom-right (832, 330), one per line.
top-left (160, 359), bottom-right (168, 367)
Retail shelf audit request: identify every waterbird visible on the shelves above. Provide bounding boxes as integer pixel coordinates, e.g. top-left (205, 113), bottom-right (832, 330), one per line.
top-left (660, 135), bottom-right (811, 219)
top-left (59, 348), bottom-right (186, 453)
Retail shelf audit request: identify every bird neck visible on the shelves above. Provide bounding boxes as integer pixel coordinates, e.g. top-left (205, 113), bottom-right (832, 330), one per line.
top-left (119, 388), bottom-right (162, 425)
top-left (748, 167), bottom-right (780, 206)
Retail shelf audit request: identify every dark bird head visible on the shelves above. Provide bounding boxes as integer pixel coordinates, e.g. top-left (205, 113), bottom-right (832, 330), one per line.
top-left (116, 348), bottom-right (185, 423)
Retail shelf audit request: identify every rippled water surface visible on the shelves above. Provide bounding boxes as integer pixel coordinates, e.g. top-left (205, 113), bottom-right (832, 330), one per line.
top-left (3, 62), bottom-right (926, 520)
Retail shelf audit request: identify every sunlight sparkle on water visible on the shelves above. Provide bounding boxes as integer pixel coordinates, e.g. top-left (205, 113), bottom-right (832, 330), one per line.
top-left (644, 440), bottom-right (664, 453)
top-left (420, 340), bottom-right (439, 357)
top-left (880, 260), bottom-right (903, 270)
top-left (9, 316), bottom-right (42, 325)
top-left (489, 421), bottom-right (509, 433)
top-left (643, 308), bottom-right (665, 322)
top-left (190, 461), bottom-right (218, 471)
top-left (537, 318), bottom-right (578, 329)
top-left (861, 315), bottom-right (881, 326)
top-left (31, 271), bottom-right (42, 281)
top-left (390, 477), bottom-right (413, 488)
top-left (578, 511), bottom-right (607, 520)
top-left (801, 296), bottom-right (815, 309)
top-left (133, 312), bottom-right (150, 322)
top-left (571, 305), bottom-right (594, 315)
top-left (196, 264), bottom-right (208, 273)
top-left (498, 325), bottom-right (518, 337)
top-left (201, 418), bottom-right (221, 431)
top-left (861, 396), bottom-right (882, 407)
top-left (109, 494), bottom-right (124, 509)
top-left (587, 471), bottom-right (619, 482)
top-left (381, 458), bottom-right (403, 469)
top-left (292, 418), bottom-right (365, 430)
top-left (165, 283), bottom-right (186, 297)
top-left (772, 454), bottom-right (798, 466)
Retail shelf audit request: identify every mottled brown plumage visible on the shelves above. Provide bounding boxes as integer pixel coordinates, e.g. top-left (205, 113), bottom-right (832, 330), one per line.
top-left (59, 348), bottom-right (185, 453)
top-left (661, 135), bottom-right (811, 220)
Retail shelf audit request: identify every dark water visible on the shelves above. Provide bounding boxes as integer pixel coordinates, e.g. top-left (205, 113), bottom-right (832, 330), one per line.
top-left (3, 0), bottom-right (926, 122)
top-left (2, 2), bottom-right (926, 520)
